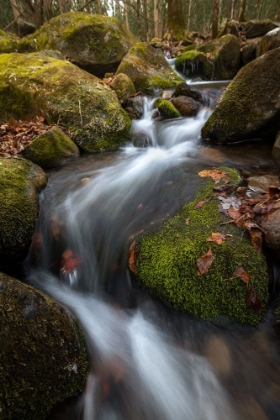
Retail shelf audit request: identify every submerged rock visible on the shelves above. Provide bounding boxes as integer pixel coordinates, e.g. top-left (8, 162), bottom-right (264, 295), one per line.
top-left (0, 51), bottom-right (131, 152)
top-left (0, 158), bottom-right (47, 269)
top-left (0, 272), bottom-right (88, 420)
top-left (132, 131), bottom-right (152, 148)
top-left (201, 48), bottom-right (280, 143)
top-left (22, 126), bottom-right (80, 168)
top-left (135, 167), bottom-right (269, 325)
top-left (116, 42), bottom-right (184, 94)
top-left (18, 12), bottom-right (137, 78)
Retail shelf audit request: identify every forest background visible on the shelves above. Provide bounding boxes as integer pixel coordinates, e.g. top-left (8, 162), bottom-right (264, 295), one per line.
top-left (2, 0), bottom-right (280, 41)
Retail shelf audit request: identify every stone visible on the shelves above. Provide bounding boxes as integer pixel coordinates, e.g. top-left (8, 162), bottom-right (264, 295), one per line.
top-left (241, 42), bottom-right (257, 65)
top-left (272, 131), bottom-right (280, 165)
top-left (257, 27), bottom-right (280, 57)
top-left (243, 19), bottom-right (279, 39)
top-left (171, 96), bottom-right (200, 117)
top-left (156, 98), bottom-right (180, 119)
top-left (110, 73), bottom-right (136, 104)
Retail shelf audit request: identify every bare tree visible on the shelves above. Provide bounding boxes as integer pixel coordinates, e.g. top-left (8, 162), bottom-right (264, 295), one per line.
top-left (238, 0), bottom-right (246, 22)
top-left (212, 0), bottom-right (220, 39)
top-left (187, 0), bottom-right (192, 31)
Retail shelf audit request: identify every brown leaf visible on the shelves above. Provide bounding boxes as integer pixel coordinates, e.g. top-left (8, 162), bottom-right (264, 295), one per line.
top-left (194, 196), bottom-right (213, 209)
top-left (197, 248), bottom-right (215, 275)
top-left (198, 169), bottom-right (229, 184)
top-left (60, 249), bottom-right (82, 274)
top-left (185, 218), bottom-right (190, 225)
top-left (232, 265), bottom-right (251, 286)
top-left (213, 184), bottom-right (235, 194)
top-left (128, 241), bottom-right (137, 274)
top-left (206, 232), bottom-right (226, 245)
top-left (243, 221), bottom-right (264, 254)
top-left (246, 284), bottom-right (261, 313)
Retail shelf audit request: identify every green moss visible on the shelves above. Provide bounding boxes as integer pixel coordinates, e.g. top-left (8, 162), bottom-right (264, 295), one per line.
top-left (156, 98), bottom-right (180, 118)
top-left (0, 273), bottom-right (89, 420)
top-left (175, 50), bottom-right (214, 80)
top-left (137, 167), bottom-right (269, 325)
top-left (0, 158), bottom-right (47, 265)
top-left (110, 73), bottom-right (136, 103)
top-left (0, 32), bottom-right (18, 53)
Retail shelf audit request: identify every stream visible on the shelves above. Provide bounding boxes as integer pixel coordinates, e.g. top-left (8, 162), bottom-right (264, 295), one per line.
top-left (26, 82), bottom-right (280, 420)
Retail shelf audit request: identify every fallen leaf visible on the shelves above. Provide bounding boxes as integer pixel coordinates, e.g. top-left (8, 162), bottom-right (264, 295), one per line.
top-left (197, 248), bottom-right (215, 275)
top-left (243, 221), bottom-right (265, 254)
top-left (128, 241), bottom-right (136, 274)
top-left (60, 249), bottom-right (82, 274)
top-left (206, 232), bottom-right (226, 245)
top-left (198, 169), bottom-right (229, 184)
top-left (232, 265), bottom-right (251, 285)
top-left (194, 196), bottom-right (213, 209)
top-left (185, 218), bottom-right (190, 225)
top-left (246, 284), bottom-right (261, 313)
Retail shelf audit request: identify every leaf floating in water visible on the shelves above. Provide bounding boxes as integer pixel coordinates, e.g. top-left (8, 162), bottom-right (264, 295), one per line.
top-left (198, 169), bottom-right (229, 184)
top-left (206, 232), bottom-right (226, 245)
top-left (232, 265), bottom-right (251, 286)
top-left (128, 241), bottom-right (137, 274)
top-left (246, 284), bottom-right (261, 313)
top-left (197, 248), bottom-right (215, 275)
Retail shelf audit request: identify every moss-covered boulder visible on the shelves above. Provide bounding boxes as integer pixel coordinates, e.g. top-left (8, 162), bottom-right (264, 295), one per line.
top-left (201, 47), bottom-right (280, 143)
top-left (241, 42), bottom-right (256, 65)
top-left (0, 30), bottom-right (18, 53)
top-left (256, 27), bottom-right (280, 57)
top-left (156, 98), bottom-right (180, 119)
top-left (197, 35), bottom-right (241, 80)
top-left (116, 42), bottom-right (184, 94)
top-left (135, 168), bottom-right (269, 325)
top-left (18, 12), bottom-right (137, 78)
top-left (175, 50), bottom-right (214, 80)
top-left (0, 272), bottom-right (88, 420)
top-left (22, 126), bottom-right (80, 169)
top-left (243, 19), bottom-right (279, 39)
top-left (110, 73), bottom-right (136, 104)
top-left (0, 158), bottom-right (47, 269)
top-left (0, 51), bottom-right (131, 152)
top-left (218, 20), bottom-right (240, 38)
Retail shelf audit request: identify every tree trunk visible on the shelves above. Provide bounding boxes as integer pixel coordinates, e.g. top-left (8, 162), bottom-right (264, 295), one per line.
top-left (143, 0), bottom-right (148, 41)
top-left (95, 0), bottom-right (102, 14)
top-left (154, 0), bottom-right (159, 38)
top-left (238, 0), bottom-right (246, 22)
top-left (124, 0), bottom-right (130, 31)
top-left (212, 0), bottom-right (220, 39)
top-left (187, 0), bottom-right (192, 32)
top-left (277, 7), bottom-right (280, 22)
top-left (230, 0), bottom-right (237, 20)
top-left (167, 0), bottom-right (186, 41)
top-left (136, 0), bottom-right (142, 39)
top-left (9, 0), bottom-right (20, 20)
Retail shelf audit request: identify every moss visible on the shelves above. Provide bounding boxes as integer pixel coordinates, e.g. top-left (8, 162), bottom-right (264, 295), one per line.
top-left (136, 167), bottom-right (269, 325)
top-left (0, 158), bottom-right (47, 265)
top-left (22, 126), bottom-right (80, 168)
top-left (175, 50), bottom-right (214, 80)
top-left (156, 98), bottom-right (180, 118)
top-left (0, 32), bottom-right (18, 53)
top-left (0, 273), bottom-right (89, 420)
top-left (110, 73), bottom-right (136, 103)
top-left (201, 48), bottom-right (280, 143)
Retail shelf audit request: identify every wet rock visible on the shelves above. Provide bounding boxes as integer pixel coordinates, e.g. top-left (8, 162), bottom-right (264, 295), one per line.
top-left (116, 42), bottom-right (184, 94)
top-left (174, 82), bottom-right (204, 103)
top-left (123, 96), bottom-right (144, 120)
top-left (201, 48), bottom-right (280, 143)
top-left (18, 12), bottom-right (137, 78)
top-left (241, 43), bottom-right (257, 65)
top-left (0, 51), bottom-right (131, 152)
top-left (132, 131), bottom-right (152, 148)
top-left (156, 98), bottom-right (180, 119)
top-left (257, 27), bottom-right (280, 57)
top-left (110, 73), bottom-right (136, 104)
top-left (258, 209), bottom-right (280, 252)
top-left (171, 96), bottom-right (200, 117)
top-left (205, 335), bottom-right (232, 376)
top-left (161, 90), bottom-right (175, 100)
top-left (175, 50), bottom-right (213, 80)
top-left (0, 272), bottom-right (88, 420)
top-left (272, 131), bottom-right (280, 165)
top-left (243, 19), bottom-right (279, 39)
top-left (22, 126), bottom-right (80, 169)
top-left (0, 158), bottom-right (47, 269)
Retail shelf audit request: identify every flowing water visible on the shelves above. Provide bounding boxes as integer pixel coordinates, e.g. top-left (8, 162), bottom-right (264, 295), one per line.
top-left (27, 84), bottom-right (280, 420)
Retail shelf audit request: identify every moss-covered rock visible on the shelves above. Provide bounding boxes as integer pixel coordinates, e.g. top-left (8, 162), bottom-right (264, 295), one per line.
top-left (0, 51), bottom-right (131, 152)
top-left (218, 20), bottom-right (240, 38)
top-left (0, 272), bottom-right (89, 420)
top-left (18, 11), bottom-right (137, 78)
top-left (0, 158), bottom-right (47, 268)
top-left (136, 168), bottom-right (269, 325)
top-left (0, 31), bottom-right (18, 53)
top-left (256, 27), bottom-right (280, 57)
top-left (241, 42), bottom-right (256, 65)
top-left (175, 50), bottom-right (214, 80)
top-left (110, 73), bottom-right (136, 104)
top-left (156, 98), bottom-right (180, 119)
top-left (116, 42), bottom-right (184, 94)
top-left (243, 19), bottom-right (279, 39)
top-left (22, 126), bottom-right (80, 168)
top-left (201, 47), bottom-right (280, 143)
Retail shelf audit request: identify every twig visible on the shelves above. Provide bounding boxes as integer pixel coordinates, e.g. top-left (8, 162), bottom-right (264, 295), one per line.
top-left (78, 100), bottom-right (83, 126)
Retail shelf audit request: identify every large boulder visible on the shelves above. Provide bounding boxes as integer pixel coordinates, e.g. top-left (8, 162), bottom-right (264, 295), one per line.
top-left (0, 272), bottom-right (88, 420)
top-left (0, 30), bottom-right (18, 53)
top-left (22, 126), bottom-right (80, 169)
top-left (0, 51), bottom-right (131, 152)
top-left (18, 12), bottom-right (137, 77)
top-left (135, 168), bottom-right (269, 326)
top-left (0, 158), bottom-right (47, 269)
top-left (201, 48), bottom-right (280, 143)
top-left (257, 27), bottom-right (280, 57)
top-left (116, 42), bottom-right (184, 94)
top-left (243, 19), bottom-right (279, 39)
top-left (175, 35), bottom-right (240, 80)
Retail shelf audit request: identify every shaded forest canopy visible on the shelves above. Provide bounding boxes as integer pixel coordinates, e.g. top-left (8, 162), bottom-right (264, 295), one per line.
top-left (1, 0), bottom-right (280, 40)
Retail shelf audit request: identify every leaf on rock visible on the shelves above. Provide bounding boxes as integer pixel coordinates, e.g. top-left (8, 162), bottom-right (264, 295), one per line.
top-left (194, 196), bottom-right (213, 209)
top-left (206, 232), bottom-right (226, 245)
top-left (198, 169), bottom-right (229, 184)
top-left (128, 241), bottom-right (137, 274)
top-left (232, 265), bottom-right (251, 286)
top-left (197, 248), bottom-right (215, 275)
top-left (243, 221), bottom-right (265, 254)
top-left (246, 284), bottom-right (261, 313)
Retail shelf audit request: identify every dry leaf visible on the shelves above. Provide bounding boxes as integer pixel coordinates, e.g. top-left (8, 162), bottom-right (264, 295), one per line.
top-left (128, 241), bottom-right (136, 274)
top-left (60, 249), bottom-right (82, 274)
top-left (185, 218), bottom-right (190, 225)
top-left (198, 169), bottom-right (229, 184)
top-left (206, 232), bottom-right (226, 245)
top-left (246, 284), bottom-right (261, 313)
top-left (197, 248), bottom-right (215, 275)
top-left (232, 265), bottom-right (251, 285)
top-left (194, 196), bottom-right (213, 209)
